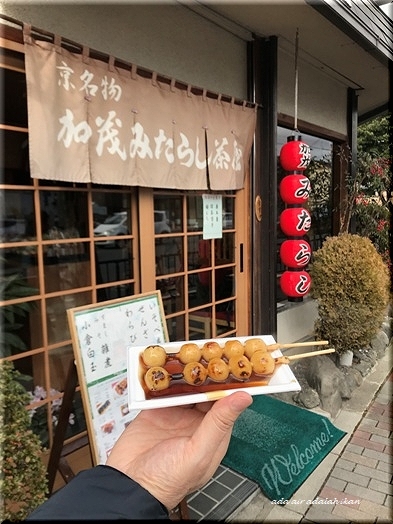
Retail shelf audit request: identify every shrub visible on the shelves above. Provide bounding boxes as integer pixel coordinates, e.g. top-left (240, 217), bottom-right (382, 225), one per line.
top-left (0, 360), bottom-right (48, 521)
top-left (309, 233), bottom-right (390, 355)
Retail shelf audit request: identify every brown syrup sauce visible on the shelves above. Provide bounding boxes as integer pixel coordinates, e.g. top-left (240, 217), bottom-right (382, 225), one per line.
top-left (139, 354), bottom-right (272, 399)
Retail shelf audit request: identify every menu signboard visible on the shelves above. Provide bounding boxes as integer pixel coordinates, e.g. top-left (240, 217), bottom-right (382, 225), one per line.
top-left (67, 291), bottom-right (167, 464)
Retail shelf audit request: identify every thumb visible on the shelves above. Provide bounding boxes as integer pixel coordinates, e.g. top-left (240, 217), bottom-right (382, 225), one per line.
top-left (195, 391), bottom-right (253, 447)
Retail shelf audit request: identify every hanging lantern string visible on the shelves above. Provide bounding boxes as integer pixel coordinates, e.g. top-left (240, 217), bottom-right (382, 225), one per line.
top-left (294, 27), bottom-right (299, 134)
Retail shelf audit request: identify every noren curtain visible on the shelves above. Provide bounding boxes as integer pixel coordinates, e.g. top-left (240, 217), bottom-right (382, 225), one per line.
top-left (24, 30), bottom-right (257, 190)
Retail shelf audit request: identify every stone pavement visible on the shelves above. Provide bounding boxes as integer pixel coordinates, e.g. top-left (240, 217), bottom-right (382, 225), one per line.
top-left (228, 349), bottom-right (392, 523)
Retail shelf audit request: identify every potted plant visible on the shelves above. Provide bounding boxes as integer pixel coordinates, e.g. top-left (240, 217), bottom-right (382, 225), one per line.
top-left (309, 233), bottom-right (390, 366)
top-left (0, 360), bottom-right (48, 521)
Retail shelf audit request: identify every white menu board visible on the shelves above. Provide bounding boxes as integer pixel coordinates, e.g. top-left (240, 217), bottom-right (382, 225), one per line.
top-left (67, 292), bottom-right (168, 464)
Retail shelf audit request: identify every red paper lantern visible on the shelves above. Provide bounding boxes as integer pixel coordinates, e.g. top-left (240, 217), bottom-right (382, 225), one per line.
top-left (279, 208), bottom-right (311, 237)
top-left (280, 239), bottom-right (311, 268)
top-left (279, 174), bottom-right (311, 204)
top-left (280, 270), bottom-right (311, 298)
top-left (280, 139), bottom-right (311, 171)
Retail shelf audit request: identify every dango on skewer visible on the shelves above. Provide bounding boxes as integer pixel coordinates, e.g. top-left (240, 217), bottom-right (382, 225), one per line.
top-left (183, 361), bottom-right (207, 386)
top-left (142, 345), bottom-right (167, 367)
top-left (250, 350), bottom-right (275, 375)
top-left (228, 355), bottom-right (252, 381)
top-left (176, 343), bottom-right (202, 364)
top-left (144, 367), bottom-right (185, 391)
top-left (207, 357), bottom-right (230, 382)
top-left (202, 341), bottom-right (223, 361)
top-left (223, 339), bottom-right (245, 360)
top-left (244, 338), bottom-right (268, 358)
top-left (144, 366), bottom-right (172, 391)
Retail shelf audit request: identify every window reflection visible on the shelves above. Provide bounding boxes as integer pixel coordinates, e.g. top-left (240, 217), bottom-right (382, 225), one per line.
top-left (96, 283), bottom-right (134, 302)
top-left (222, 196), bottom-right (235, 230)
top-left (44, 243), bottom-right (90, 293)
top-left (95, 243), bottom-right (133, 284)
top-left (1, 248), bottom-right (41, 357)
top-left (40, 191), bottom-right (88, 239)
top-left (1, 189), bottom-right (35, 241)
top-left (94, 212), bottom-right (129, 246)
top-left (155, 237), bottom-right (183, 276)
top-left (186, 195), bottom-right (202, 232)
top-left (1, 298), bottom-right (42, 358)
top-left (154, 195), bottom-right (182, 233)
top-left (159, 277), bottom-right (184, 314)
top-left (46, 292), bottom-right (91, 344)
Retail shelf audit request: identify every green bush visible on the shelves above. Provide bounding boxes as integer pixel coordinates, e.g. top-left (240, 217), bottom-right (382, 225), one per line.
top-left (309, 233), bottom-right (390, 355)
top-left (0, 360), bottom-right (48, 521)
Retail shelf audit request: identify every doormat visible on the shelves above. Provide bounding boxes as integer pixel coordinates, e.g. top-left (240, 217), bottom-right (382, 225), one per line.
top-left (222, 395), bottom-right (346, 502)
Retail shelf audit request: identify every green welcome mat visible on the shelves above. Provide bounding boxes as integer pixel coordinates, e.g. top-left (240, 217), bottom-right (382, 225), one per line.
top-left (222, 395), bottom-right (346, 502)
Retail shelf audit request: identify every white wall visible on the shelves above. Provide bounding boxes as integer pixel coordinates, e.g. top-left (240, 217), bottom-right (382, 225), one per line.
top-left (278, 49), bottom-right (348, 135)
top-left (277, 297), bottom-right (318, 344)
top-left (1, 2), bottom-right (347, 135)
top-left (0, 3), bottom-right (248, 98)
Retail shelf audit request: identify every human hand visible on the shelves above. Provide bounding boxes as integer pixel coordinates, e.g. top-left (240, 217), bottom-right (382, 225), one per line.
top-left (106, 391), bottom-right (253, 510)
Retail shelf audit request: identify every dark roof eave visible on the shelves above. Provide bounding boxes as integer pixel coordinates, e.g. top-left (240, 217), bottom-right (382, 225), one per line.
top-left (306, 0), bottom-right (393, 65)
top-left (359, 102), bottom-right (390, 123)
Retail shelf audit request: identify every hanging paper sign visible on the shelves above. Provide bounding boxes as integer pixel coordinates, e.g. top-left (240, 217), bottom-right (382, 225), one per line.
top-left (279, 174), bottom-right (311, 204)
top-left (279, 139), bottom-right (311, 171)
top-left (280, 239), bottom-right (311, 268)
top-left (279, 208), bottom-right (311, 237)
top-left (202, 194), bottom-right (223, 240)
top-left (280, 270), bottom-right (311, 298)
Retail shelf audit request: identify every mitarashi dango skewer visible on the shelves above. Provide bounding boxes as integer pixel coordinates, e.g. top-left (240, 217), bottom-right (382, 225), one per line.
top-left (274, 347), bottom-right (335, 365)
top-left (267, 340), bottom-right (329, 351)
top-left (142, 340), bottom-right (333, 394)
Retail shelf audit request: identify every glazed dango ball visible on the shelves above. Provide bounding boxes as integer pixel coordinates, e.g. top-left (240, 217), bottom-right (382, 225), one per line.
top-left (177, 343), bottom-right (202, 364)
top-left (244, 338), bottom-right (268, 359)
top-left (144, 367), bottom-right (170, 391)
top-left (202, 341), bottom-right (223, 361)
top-left (223, 339), bottom-right (244, 360)
top-left (250, 350), bottom-right (275, 375)
top-left (142, 345), bottom-right (167, 367)
top-left (207, 357), bottom-right (230, 382)
top-left (229, 355), bottom-right (252, 381)
top-left (183, 361), bottom-right (207, 386)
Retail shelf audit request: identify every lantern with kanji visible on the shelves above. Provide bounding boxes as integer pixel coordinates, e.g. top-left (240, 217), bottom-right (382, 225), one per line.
top-left (279, 138), bottom-right (311, 171)
top-left (280, 270), bottom-right (311, 298)
top-left (280, 239), bottom-right (311, 268)
top-left (279, 135), bottom-right (312, 301)
top-left (279, 174), bottom-right (311, 204)
top-left (279, 207), bottom-right (311, 237)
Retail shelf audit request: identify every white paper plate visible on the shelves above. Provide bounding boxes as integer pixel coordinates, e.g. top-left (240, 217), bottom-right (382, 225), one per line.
top-left (128, 335), bottom-right (301, 410)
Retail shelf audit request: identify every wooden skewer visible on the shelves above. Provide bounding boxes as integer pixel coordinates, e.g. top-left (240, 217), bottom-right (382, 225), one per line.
top-left (268, 340), bottom-right (329, 351)
top-left (286, 347), bottom-right (335, 360)
top-left (276, 347), bottom-right (335, 364)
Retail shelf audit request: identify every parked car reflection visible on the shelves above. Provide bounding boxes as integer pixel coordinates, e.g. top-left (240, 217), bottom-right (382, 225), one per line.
top-left (94, 212), bottom-right (128, 247)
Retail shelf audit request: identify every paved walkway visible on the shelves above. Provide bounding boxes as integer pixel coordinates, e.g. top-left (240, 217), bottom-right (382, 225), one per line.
top-left (228, 350), bottom-right (392, 523)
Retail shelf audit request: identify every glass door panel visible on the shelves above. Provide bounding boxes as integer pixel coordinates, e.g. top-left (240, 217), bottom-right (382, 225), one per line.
top-left (152, 192), bottom-right (239, 341)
